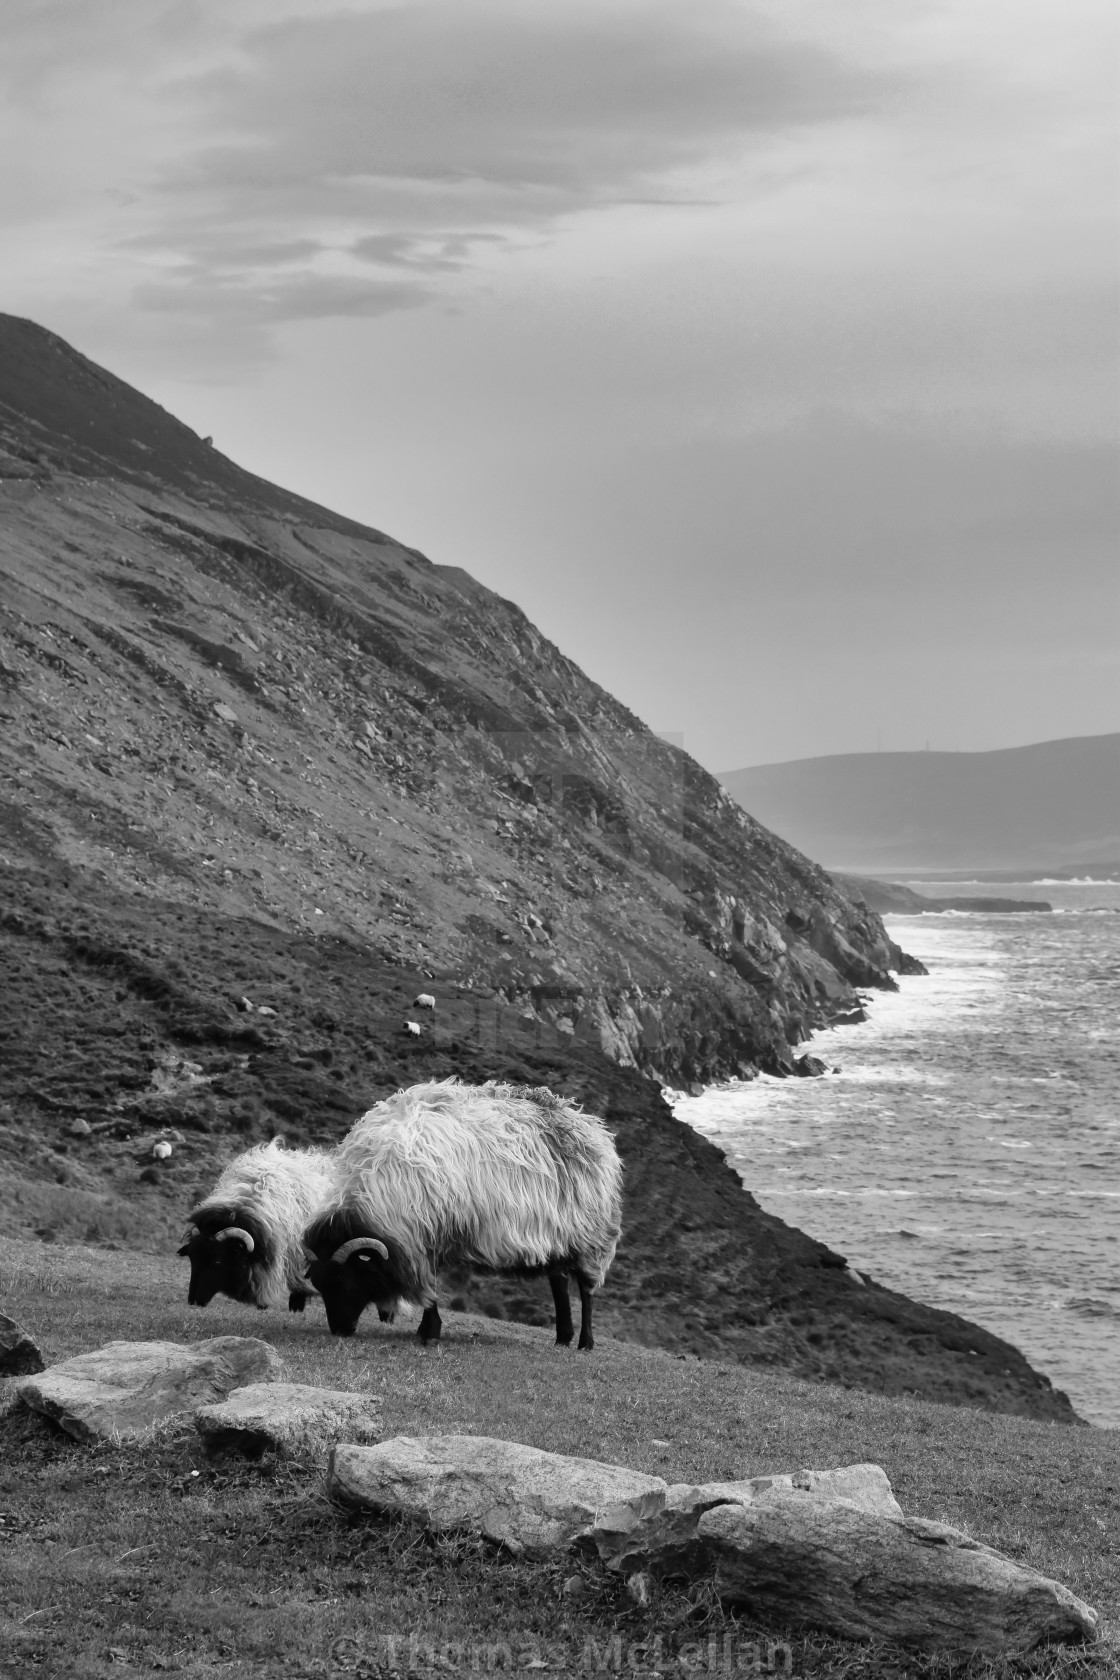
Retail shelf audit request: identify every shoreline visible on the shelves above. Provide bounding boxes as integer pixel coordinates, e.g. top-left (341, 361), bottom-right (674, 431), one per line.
top-left (672, 896), bottom-right (1118, 1429)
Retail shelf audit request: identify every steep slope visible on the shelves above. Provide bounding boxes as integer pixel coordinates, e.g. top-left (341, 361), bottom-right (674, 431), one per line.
top-left (720, 737), bottom-right (1120, 875)
top-left (1, 313), bottom-right (1078, 1420)
top-left (0, 866), bottom-right (1073, 1420)
top-left (0, 313), bottom-right (915, 1085)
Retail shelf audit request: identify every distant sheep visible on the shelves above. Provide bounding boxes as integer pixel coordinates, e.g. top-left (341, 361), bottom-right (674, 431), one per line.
top-left (178, 1139), bottom-right (336, 1312)
top-left (303, 1079), bottom-right (622, 1349)
top-left (413, 993), bottom-right (436, 1011)
top-left (404, 1021), bottom-right (421, 1037)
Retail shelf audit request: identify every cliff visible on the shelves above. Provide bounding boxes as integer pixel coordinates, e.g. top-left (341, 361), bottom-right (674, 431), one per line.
top-left (0, 313), bottom-right (1075, 1421)
top-left (831, 875), bottom-right (1053, 916)
top-left (0, 312), bottom-right (917, 1086)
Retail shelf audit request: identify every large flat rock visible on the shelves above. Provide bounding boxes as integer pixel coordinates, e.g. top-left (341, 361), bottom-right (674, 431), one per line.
top-left (329, 1434), bottom-right (666, 1558)
top-left (589, 1462), bottom-right (903, 1577)
top-left (196, 1382), bottom-right (382, 1460)
top-left (700, 1498), bottom-right (1098, 1656)
top-left (15, 1337), bottom-right (284, 1443)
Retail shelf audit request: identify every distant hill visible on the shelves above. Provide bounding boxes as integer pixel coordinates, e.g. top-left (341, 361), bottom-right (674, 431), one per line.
top-left (719, 736), bottom-right (1120, 875)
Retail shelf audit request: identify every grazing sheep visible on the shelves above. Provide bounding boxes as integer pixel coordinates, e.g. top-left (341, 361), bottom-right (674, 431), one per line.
top-left (178, 1139), bottom-right (336, 1312)
top-left (303, 1079), bottom-right (622, 1349)
top-left (404, 1021), bottom-right (421, 1036)
top-left (413, 993), bottom-right (436, 1010)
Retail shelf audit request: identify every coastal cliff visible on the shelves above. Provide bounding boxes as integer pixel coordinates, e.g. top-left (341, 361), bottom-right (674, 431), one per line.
top-left (0, 313), bottom-right (915, 1089)
top-left (0, 313), bottom-right (1074, 1421)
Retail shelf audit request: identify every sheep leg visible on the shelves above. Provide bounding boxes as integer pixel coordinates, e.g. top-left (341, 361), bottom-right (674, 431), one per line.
top-left (287, 1291), bottom-right (309, 1313)
top-left (418, 1304), bottom-right (442, 1344)
top-left (548, 1271), bottom-right (575, 1346)
top-left (575, 1271), bottom-right (595, 1352)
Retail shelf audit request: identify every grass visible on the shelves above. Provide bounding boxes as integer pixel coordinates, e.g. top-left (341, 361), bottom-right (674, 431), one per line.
top-left (1, 1236), bottom-right (1117, 1680)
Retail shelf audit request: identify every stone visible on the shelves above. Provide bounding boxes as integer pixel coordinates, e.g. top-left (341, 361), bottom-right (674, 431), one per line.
top-left (587, 1461), bottom-right (1097, 1653)
top-left (698, 1498), bottom-right (1098, 1656)
top-left (626, 1571), bottom-right (652, 1608)
top-left (213, 702), bottom-right (238, 724)
top-left (16, 1337), bottom-right (284, 1443)
top-left (588, 1463), bottom-right (903, 1575)
top-left (329, 1435), bottom-right (667, 1559)
top-left (0, 1311), bottom-right (46, 1377)
top-left (196, 1382), bottom-right (383, 1460)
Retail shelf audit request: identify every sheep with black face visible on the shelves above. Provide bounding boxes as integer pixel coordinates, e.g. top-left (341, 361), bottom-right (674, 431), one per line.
top-left (179, 1139), bottom-right (336, 1312)
top-left (303, 1079), bottom-right (622, 1348)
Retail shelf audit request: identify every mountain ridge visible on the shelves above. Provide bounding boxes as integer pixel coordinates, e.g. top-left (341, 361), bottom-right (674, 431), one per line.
top-left (719, 735), bottom-right (1120, 875)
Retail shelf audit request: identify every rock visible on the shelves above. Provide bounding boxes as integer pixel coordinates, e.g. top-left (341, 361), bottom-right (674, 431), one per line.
top-left (213, 702), bottom-right (238, 724)
top-left (793, 1054), bottom-right (828, 1077)
top-left (588, 1463), bottom-right (1097, 1656)
top-left (66, 1117), bottom-right (92, 1137)
top-left (16, 1337), bottom-right (283, 1443)
top-left (329, 1435), bottom-right (666, 1558)
top-left (0, 1311), bottom-right (46, 1377)
top-left (588, 1463), bottom-right (903, 1575)
top-left (699, 1498), bottom-right (1098, 1656)
top-left (626, 1571), bottom-right (653, 1607)
top-left (195, 1381), bottom-right (382, 1460)
top-left (750, 1464), bottom-right (904, 1516)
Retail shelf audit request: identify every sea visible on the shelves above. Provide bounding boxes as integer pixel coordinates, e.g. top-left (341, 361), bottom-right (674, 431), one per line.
top-left (671, 881), bottom-right (1120, 1429)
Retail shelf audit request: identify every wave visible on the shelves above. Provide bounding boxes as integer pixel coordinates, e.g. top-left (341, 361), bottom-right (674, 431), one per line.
top-left (1067, 1297), bottom-right (1120, 1320)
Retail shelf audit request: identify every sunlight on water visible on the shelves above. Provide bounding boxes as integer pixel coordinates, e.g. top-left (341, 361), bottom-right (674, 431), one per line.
top-left (672, 883), bottom-right (1120, 1429)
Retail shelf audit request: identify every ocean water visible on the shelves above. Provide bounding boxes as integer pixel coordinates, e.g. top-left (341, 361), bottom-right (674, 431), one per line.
top-left (672, 882), bottom-right (1120, 1428)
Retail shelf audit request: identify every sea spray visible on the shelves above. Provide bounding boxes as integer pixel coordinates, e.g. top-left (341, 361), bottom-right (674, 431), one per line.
top-left (673, 881), bottom-right (1120, 1428)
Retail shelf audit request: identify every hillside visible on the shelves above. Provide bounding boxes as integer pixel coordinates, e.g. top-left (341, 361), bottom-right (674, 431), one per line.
top-left (0, 313), bottom-right (1073, 1420)
top-left (719, 737), bottom-right (1120, 875)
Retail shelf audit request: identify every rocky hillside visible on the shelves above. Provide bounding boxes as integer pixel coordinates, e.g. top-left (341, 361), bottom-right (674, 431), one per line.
top-left (1, 313), bottom-right (1076, 1421)
top-left (0, 313), bottom-right (917, 1088)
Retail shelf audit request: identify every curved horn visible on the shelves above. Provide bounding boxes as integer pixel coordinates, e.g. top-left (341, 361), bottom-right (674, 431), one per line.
top-left (215, 1227), bottom-right (255, 1253)
top-left (331, 1237), bottom-right (389, 1264)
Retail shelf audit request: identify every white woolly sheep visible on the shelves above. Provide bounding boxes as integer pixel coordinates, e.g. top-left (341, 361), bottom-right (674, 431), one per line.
top-left (303, 1079), bottom-right (622, 1349)
top-left (178, 1138), bottom-right (336, 1312)
top-left (413, 993), bottom-right (436, 1010)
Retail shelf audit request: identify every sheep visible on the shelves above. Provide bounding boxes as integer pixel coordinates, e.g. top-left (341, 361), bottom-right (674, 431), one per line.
top-left (413, 993), bottom-right (436, 1010)
top-left (302, 1078), bottom-right (622, 1349)
top-left (178, 1139), bottom-right (336, 1313)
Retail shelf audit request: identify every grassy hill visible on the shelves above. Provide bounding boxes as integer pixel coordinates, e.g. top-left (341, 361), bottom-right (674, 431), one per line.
top-left (719, 737), bottom-right (1120, 876)
top-left (1, 1237), bottom-right (1116, 1679)
top-left (0, 313), bottom-right (1079, 1427)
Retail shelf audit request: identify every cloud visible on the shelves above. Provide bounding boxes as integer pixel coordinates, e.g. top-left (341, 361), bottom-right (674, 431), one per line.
top-left (133, 270), bottom-right (430, 323)
top-left (90, 1), bottom-right (888, 338)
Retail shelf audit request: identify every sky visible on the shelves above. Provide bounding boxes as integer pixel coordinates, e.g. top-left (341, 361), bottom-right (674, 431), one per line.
top-left (3, 0), bottom-right (1117, 771)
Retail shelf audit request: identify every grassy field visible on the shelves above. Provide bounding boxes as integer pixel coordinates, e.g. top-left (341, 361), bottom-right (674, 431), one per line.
top-left (1, 1236), bottom-right (1117, 1680)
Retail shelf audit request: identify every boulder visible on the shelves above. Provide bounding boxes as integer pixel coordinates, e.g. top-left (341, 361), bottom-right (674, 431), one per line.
top-left (699, 1498), bottom-right (1098, 1656)
top-left (196, 1382), bottom-right (382, 1460)
top-left (15, 1337), bottom-right (283, 1443)
top-left (329, 1434), bottom-right (666, 1558)
top-left (588, 1463), bottom-right (901, 1576)
top-left (0, 1311), bottom-right (46, 1377)
top-left (587, 1463), bottom-right (1097, 1656)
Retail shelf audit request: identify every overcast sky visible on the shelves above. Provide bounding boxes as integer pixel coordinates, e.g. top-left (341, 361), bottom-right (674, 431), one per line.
top-left (4, 0), bottom-right (1117, 769)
